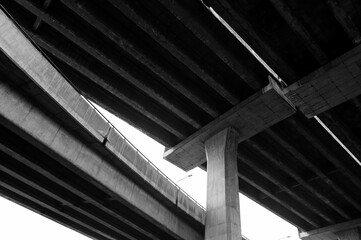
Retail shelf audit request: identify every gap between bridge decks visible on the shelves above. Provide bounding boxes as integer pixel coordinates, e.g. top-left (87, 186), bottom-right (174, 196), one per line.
top-left (187, 2), bottom-right (361, 170)
top-left (0, 7), bottom-right (206, 223)
top-left (164, 49), bottom-right (361, 171)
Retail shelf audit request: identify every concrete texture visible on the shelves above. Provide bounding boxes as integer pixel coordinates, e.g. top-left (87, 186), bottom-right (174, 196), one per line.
top-left (0, 79), bottom-right (203, 240)
top-left (0, 8), bottom-right (205, 226)
top-left (164, 78), bottom-right (296, 170)
top-left (336, 228), bottom-right (361, 240)
top-left (204, 128), bottom-right (241, 240)
top-left (300, 218), bottom-right (361, 240)
top-left (0, 8), bottom-right (205, 239)
top-left (285, 44), bottom-right (361, 118)
top-left (3, 3), bottom-right (361, 239)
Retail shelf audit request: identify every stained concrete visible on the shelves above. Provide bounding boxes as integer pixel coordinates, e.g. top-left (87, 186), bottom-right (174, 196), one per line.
top-left (0, 8), bottom-right (205, 239)
top-left (336, 227), bottom-right (361, 240)
top-left (0, 79), bottom-right (203, 240)
top-left (300, 218), bottom-right (361, 240)
top-left (204, 128), bottom-right (241, 240)
top-left (164, 78), bottom-right (296, 171)
top-left (285, 44), bottom-right (361, 118)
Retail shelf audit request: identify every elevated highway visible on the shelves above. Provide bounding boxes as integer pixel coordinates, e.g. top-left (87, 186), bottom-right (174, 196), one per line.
top-left (2, 0), bottom-right (361, 239)
top-left (0, 9), bottom-right (205, 240)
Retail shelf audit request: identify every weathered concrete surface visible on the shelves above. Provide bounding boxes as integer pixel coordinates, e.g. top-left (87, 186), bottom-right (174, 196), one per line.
top-left (299, 218), bottom-right (361, 240)
top-left (204, 128), bottom-right (241, 240)
top-left (0, 79), bottom-right (203, 240)
top-left (0, 8), bottom-right (205, 225)
top-left (164, 79), bottom-right (296, 170)
top-left (336, 228), bottom-right (361, 240)
top-left (285, 44), bottom-right (361, 118)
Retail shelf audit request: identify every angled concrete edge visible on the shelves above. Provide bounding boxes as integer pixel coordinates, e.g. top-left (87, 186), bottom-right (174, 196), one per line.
top-left (285, 44), bottom-right (361, 118)
top-left (164, 77), bottom-right (296, 171)
top-left (299, 218), bottom-right (361, 240)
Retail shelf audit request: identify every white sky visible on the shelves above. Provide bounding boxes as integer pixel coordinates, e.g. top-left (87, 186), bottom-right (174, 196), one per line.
top-left (0, 105), bottom-right (301, 240)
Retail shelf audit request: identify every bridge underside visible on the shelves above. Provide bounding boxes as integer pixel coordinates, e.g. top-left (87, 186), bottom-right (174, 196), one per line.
top-left (0, 10), bottom-right (205, 239)
top-left (2, 0), bottom-right (361, 237)
top-left (0, 60), bottom-right (204, 240)
top-left (0, 77), bottom-right (178, 240)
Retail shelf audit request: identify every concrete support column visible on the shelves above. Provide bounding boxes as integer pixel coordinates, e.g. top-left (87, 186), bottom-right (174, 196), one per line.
top-left (336, 227), bottom-right (361, 240)
top-left (204, 128), bottom-right (241, 240)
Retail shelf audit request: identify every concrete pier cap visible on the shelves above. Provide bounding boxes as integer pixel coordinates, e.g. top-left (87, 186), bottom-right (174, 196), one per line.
top-left (299, 218), bottom-right (361, 240)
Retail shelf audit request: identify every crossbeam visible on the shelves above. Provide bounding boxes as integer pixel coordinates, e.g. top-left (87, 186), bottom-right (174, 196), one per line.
top-left (285, 44), bottom-right (361, 118)
top-left (299, 218), bottom-right (361, 240)
top-left (165, 43), bottom-right (361, 171)
top-left (164, 78), bottom-right (296, 170)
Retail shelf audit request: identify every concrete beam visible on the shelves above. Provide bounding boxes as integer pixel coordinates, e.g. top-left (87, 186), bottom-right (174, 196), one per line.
top-left (285, 44), bottom-right (361, 118)
top-left (326, 0), bottom-right (361, 45)
top-left (104, 0), bottom-right (241, 105)
top-left (205, 128), bottom-right (241, 240)
top-left (0, 7), bottom-right (205, 228)
top-left (336, 227), bottom-right (361, 240)
top-left (265, 127), bottom-right (361, 215)
top-left (0, 142), bottom-right (162, 240)
top-left (237, 167), bottom-right (319, 230)
top-left (0, 77), bottom-right (203, 240)
top-left (32, 0), bottom-right (53, 31)
top-left (0, 159), bottom-right (139, 240)
top-left (157, 0), bottom-right (264, 90)
top-left (268, 0), bottom-right (328, 65)
top-left (283, 117), bottom-right (361, 194)
top-left (23, 29), bottom-right (180, 147)
top-left (203, 0), bottom-right (298, 82)
top-left (8, 0), bottom-right (203, 143)
top-left (59, 0), bottom-right (220, 121)
top-left (240, 140), bottom-right (337, 225)
top-left (299, 218), bottom-right (361, 240)
top-left (164, 78), bottom-right (296, 170)
top-left (16, 0), bottom-right (220, 119)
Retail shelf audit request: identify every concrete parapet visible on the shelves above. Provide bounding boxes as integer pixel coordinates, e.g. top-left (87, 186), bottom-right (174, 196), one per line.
top-left (0, 79), bottom-right (203, 240)
top-left (177, 189), bottom-right (206, 223)
top-left (0, 7), bottom-right (205, 236)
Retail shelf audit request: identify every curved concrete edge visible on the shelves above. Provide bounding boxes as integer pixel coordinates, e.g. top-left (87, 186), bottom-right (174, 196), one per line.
top-left (0, 80), bottom-right (203, 240)
top-left (0, 8), bottom-right (205, 224)
top-left (105, 128), bottom-right (206, 223)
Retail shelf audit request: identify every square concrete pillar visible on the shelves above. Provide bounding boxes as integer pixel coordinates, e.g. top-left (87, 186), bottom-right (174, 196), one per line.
top-left (205, 128), bottom-right (241, 240)
top-left (336, 227), bottom-right (361, 240)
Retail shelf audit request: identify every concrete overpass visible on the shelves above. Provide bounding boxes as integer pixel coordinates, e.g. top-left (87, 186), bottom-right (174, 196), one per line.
top-left (0, 9), bottom-right (206, 240)
top-left (2, 0), bottom-right (361, 239)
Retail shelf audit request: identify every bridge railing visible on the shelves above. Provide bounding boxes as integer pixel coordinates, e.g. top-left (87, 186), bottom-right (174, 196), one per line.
top-left (1, 4), bottom-right (206, 212)
top-left (89, 99), bottom-right (207, 211)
